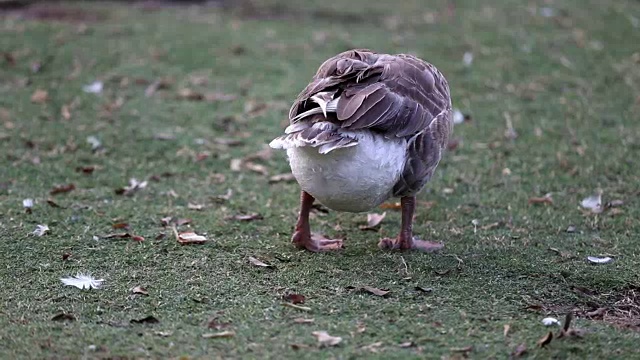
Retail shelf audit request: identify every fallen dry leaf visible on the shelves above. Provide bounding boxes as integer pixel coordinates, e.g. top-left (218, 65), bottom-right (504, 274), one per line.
top-left (537, 331), bottom-right (553, 347)
top-left (283, 293), bottom-right (306, 304)
top-left (207, 317), bottom-right (232, 330)
top-left (359, 212), bottom-right (386, 231)
top-left (51, 313), bottom-right (76, 322)
top-left (130, 316), bottom-right (159, 324)
top-left (103, 232), bottom-right (131, 239)
top-left (248, 256), bottom-right (272, 268)
top-left (61, 105), bottom-right (71, 120)
top-left (511, 343), bottom-right (527, 357)
top-left (361, 286), bottom-right (390, 297)
top-left (188, 203), bottom-right (205, 211)
top-left (177, 88), bottom-right (204, 101)
top-left (31, 89), bottom-right (49, 103)
top-left (226, 213), bottom-right (263, 221)
top-left (529, 193), bottom-right (553, 205)
top-left (154, 331), bottom-right (173, 337)
top-left (269, 173), bottom-right (296, 183)
top-left (202, 331), bottom-right (235, 339)
top-left (282, 302), bottom-right (311, 311)
top-left (177, 231), bottom-right (208, 245)
top-left (293, 318), bottom-right (314, 324)
top-left (586, 307), bottom-right (607, 318)
top-left (131, 286), bottom-right (148, 295)
top-left (399, 341), bottom-right (414, 348)
top-left (244, 161), bottom-right (269, 175)
top-left (50, 183), bottom-right (75, 195)
top-left (504, 324), bottom-right (511, 337)
top-left (312, 331), bottom-right (342, 347)
top-left (450, 345), bottom-right (473, 353)
top-left (131, 234), bottom-right (143, 242)
top-left (112, 222), bottom-right (130, 229)
top-left (204, 92), bottom-right (237, 102)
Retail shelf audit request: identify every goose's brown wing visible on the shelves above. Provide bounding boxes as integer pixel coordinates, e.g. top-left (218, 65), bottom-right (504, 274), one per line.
top-left (288, 49), bottom-right (453, 196)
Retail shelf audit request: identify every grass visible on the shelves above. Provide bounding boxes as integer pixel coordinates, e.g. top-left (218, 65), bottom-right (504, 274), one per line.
top-left (1, 0), bottom-right (639, 358)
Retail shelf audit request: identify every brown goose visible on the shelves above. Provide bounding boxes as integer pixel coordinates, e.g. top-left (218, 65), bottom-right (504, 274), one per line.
top-left (270, 49), bottom-right (452, 252)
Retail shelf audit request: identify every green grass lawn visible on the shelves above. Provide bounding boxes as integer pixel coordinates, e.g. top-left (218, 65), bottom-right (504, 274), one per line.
top-left (1, 0), bottom-right (640, 358)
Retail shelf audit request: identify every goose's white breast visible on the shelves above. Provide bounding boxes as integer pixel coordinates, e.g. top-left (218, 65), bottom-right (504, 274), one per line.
top-left (287, 131), bottom-right (407, 213)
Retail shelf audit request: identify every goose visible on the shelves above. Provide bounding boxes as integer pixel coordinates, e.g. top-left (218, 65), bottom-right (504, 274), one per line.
top-left (269, 49), bottom-right (452, 252)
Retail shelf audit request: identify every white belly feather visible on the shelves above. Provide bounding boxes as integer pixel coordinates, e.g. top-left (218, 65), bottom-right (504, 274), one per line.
top-left (287, 131), bottom-right (407, 213)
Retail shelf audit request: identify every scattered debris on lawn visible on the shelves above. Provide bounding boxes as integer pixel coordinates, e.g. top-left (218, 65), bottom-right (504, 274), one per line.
top-left (188, 203), bottom-right (205, 211)
top-left (450, 345), bottom-right (473, 354)
top-left (83, 81), bottom-right (103, 94)
top-left (130, 316), bottom-right (159, 324)
top-left (269, 173), bottom-right (296, 183)
top-left (202, 331), bottom-right (235, 339)
top-left (415, 286), bottom-right (433, 293)
top-left (226, 213), bottom-right (263, 221)
top-left (112, 222), bottom-right (129, 229)
top-left (399, 341), bottom-right (414, 348)
top-left (462, 51), bottom-right (474, 67)
top-left (359, 212), bottom-right (386, 231)
top-left (587, 256), bottom-right (613, 264)
top-left (361, 342), bottom-right (383, 352)
top-left (557, 312), bottom-right (584, 338)
top-left (511, 343), bottom-right (527, 357)
top-left (248, 256), bottom-right (273, 268)
top-left (207, 317), bottom-right (232, 330)
top-left (115, 178), bottom-right (147, 196)
top-left (503, 324), bottom-right (511, 337)
top-left (283, 293), bottom-right (305, 304)
top-left (87, 135), bottom-right (102, 151)
top-left (51, 313), bottom-right (76, 321)
top-left (175, 229), bottom-right (208, 245)
top-left (50, 183), bottom-right (75, 195)
top-left (282, 303), bottom-right (311, 312)
top-left (32, 224), bottom-right (49, 236)
top-left (31, 89), bottom-right (49, 103)
top-left (312, 331), bottom-right (342, 347)
top-left (23, 198), bottom-right (34, 213)
top-left (60, 273), bottom-right (104, 290)
top-left (154, 331), bottom-right (173, 337)
top-left (585, 307), bottom-right (607, 318)
top-left (581, 191), bottom-right (603, 213)
top-left (542, 317), bottom-right (560, 326)
top-left (537, 331), bottom-right (553, 347)
top-left (131, 286), bottom-right (149, 296)
top-left (293, 318), bottom-right (314, 324)
top-left (361, 286), bottom-right (390, 297)
top-left (529, 193), bottom-right (553, 205)
top-left (46, 199), bottom-right (65, 208)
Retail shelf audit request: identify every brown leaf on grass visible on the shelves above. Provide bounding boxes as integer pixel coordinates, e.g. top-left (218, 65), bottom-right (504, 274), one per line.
top-left (131, 286), bottom-right (148, 296)
top-left (175, 218), bottom-right (192, 226)
top-left (132, 235), bottom-right (144, 242)
top-left (529, 193), bottom-right (553, 205)
top-left (202, 331), bottom-right (235, 339)
top-left (511, 343), bottom-right (527, 357)
top-left (503, 324), bottom-right (511, 337)
top-left (160, 217), bottom-right (172, 226)
top-left (399, 341), bottom-right (414, 348)
top-left (230, 158), bottom-right (243, 171)
top-left (31, 89), bottom-right (49, 103)
top-left (188, 203), bottom-right (205, 211)
top-left (103, 232), bottom-right (131, 239)
top-left (312, 331), bottom-right (342, 347)
top-left (207, 317), bottom-right (232, 330)
top-left (204, 92), bottom-right (237, 102)
top-left (359, 212), bottom-right (386, 231)
top-left (177, 231), bottom-right (208, 245)
top-left (248, 256), bottom-right (272, 268)
top-left (51, 313), bottom-right (75, 322)
top-left (177, 88), bottom-right (204, 101)
top-left (586, 307), bottom-right (607, 318)
top-left (76, 165), bottom-right (95, 174)
top-left (450, 346), bottom-right (473, 353)
top-left (269, 173), bottom-right (296, 183)
top-left (144, 78), bottom-right (172, 97)
top-left (537, 331), bottom-right (553, 347)
top-left (361, 286), bottom-right (390, 297)
top-left (61, 105), bottom-right (71, 120)
top-left (112, 222), bottom-right (130, 229)
top-left (244, 161), bottom-right (269, 175)
top-left (130, 316), bottom-right (159, 324)
top-left (50, 183), bottom-right (75, 195)
top-left (46, 199), bottom-right (65, 208)
top-left (293, 318), bottom-right (314, 324)
top-left (282, 302), bottom-right (311, 311)
top-left (62, 252), bottom-right (71, 261)
top-left (226, 213), bottom-right (263, 221)
top-left (283, 294), bottom-right (306, 304)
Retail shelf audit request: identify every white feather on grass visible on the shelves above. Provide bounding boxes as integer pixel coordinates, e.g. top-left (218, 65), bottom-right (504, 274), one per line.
top-left (60, 273), bottom-right (105, 290)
